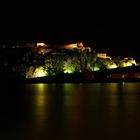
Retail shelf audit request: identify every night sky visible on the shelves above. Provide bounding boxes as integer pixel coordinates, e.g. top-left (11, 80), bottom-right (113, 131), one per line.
top-left (0, 8), bottom-right (140, 61)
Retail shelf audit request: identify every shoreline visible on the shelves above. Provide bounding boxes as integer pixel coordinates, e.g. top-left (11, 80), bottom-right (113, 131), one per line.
top-left (1, 66), bottom-right (140, 83)
top-left (1, 77), bottom-right (140, 84)
top-left (13, 76), bottom-right (140, 84)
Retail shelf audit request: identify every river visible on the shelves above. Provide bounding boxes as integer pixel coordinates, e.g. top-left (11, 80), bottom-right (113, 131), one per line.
top-left (0, 82), bottom-right (140, 140)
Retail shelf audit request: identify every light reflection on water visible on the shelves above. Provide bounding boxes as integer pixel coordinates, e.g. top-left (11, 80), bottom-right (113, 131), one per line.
top-left (1, 82), bottom-right (140, 140)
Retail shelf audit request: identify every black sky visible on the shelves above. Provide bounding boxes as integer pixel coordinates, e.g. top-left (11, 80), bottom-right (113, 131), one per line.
top-left (0, 6), bottom-right (140, 60)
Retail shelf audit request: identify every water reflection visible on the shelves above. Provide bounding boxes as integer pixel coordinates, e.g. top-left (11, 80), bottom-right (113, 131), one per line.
top-left (1, 82), bottom-right (140, 139)
top-left (33, 84), bottom-right (48, 126)
top-left (32, 83), bottom-right (140, 139)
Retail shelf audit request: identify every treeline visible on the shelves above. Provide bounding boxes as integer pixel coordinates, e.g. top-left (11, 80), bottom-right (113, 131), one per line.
top-left (0, 46), bottom-right (137, 79)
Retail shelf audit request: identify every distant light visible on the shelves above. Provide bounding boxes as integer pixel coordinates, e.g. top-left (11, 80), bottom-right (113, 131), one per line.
top-left (93, 66), bottom-right (100, 71)
top-left (107, 64), bottom-right (117, 69)
top-left (63, 63), bottom-right (75, 73)
top-left (33, 66), bottom-right (47, 78)
top-left (64, 67), bottom-right (74, 74)
top-left (37, 43), bottom-right (46, 47)
top-left (37, 70), bottom-right (46, 77)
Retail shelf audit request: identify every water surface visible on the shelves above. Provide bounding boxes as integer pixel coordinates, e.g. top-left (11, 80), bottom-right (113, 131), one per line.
top-left (0, 82), bottom-right (140, 140)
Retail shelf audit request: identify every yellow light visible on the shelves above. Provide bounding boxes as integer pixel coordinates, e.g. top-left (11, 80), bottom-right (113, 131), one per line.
top-left (37, 43), bottom-right (46, 47)
top-left (107, 64), bottom-right (118, 69)
top-left (64, 68), bottom-right (73, 74)
top-left (37, 70), bottom-right (46, 77)
top-left (93, 66), bottom-right (100, 71)
top-left (121, 62), bottom-right (132, 67)
top-left (63, 64), bottom-right (75, 73)
top-left (33, 66), bottom-right (47, 78)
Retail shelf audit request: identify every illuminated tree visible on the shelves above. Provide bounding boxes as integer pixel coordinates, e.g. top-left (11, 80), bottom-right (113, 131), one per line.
top-left (63, 57), bottom-right (79, 73)
top-left (44, 50), bottom-right (66, 75)
top-left (93, 58), bottom-right (117, 70)
top-left (86, 52), bottom-right (97, 71)
top-left (113, 56), bottom-right (121, 66)
top-left (26, 66), bottom-right (35, 78)
top-left (114, 57), bottom-right (137, 67)
top-left (105, 58), bottom-right (117, 69)
top-left (33, 66), bottom-right (47, 78)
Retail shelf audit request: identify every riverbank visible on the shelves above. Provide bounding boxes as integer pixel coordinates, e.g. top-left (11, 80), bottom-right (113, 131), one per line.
top-left (1, 66), bottom-right (140, 83)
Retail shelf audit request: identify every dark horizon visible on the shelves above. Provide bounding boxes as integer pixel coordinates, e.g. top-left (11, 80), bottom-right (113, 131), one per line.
top-left (0, 18), bottom-right (140, 61)
top-left (1, 31), bottom-right (140, 60)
